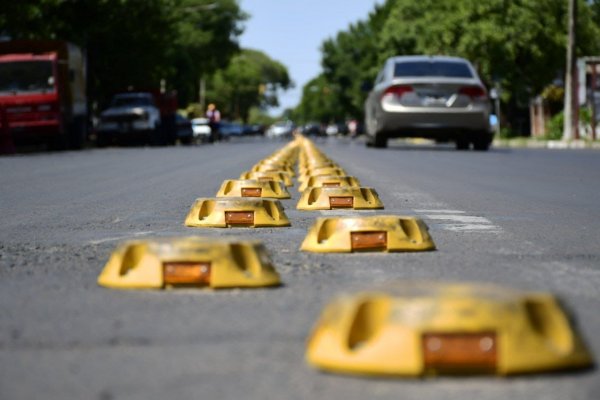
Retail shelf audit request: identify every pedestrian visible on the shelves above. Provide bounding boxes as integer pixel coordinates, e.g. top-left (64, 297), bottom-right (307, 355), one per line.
top-left (206, 103), bottom-right (221, 143)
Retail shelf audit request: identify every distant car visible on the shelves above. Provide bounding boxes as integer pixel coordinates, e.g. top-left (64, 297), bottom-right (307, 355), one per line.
top-left (364, 55), bottom-right (493, 150)
top-left (96, 92), bottom-right (161, 145)
top-left (191, 117), bottom-right (211, 142)
top-left (219, 121), bottom-right (244, 137)
top-left (325, 124), bottom-right (339, 136)
top-left (303, 123), bottom-right (323, 136)
top-left (267, 121), bottom-right (294, 138)
top-left (175, 114), bottom-right (193, 145)
top-left (241, 124), bottom-right (265, 136)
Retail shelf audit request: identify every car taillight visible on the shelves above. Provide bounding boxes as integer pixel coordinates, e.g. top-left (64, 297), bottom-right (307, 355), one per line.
top-left (459, 86), bottom-right (487, 99)
top-left (382, 85), bottom-right (413, 99)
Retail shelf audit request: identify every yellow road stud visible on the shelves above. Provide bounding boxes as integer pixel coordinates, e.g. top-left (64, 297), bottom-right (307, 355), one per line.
top-left (299, 167), bottom-right (346, 182)
top-left (306, 281), bottom-right (593, 376)
top-left (216, 179), bottom-right (291, 199)
top-left (252, 163), bottom-right (296, 177)
top-left (301, 216), bottom-right (435, 252)
top-left (240, 170), bottom-right (293, 187)
top-left (298, 175), bottom-right (361, 193)
top-left (297, 187), bottom-right (383, 210)
top-left (97, 237), bottom-right (281, 289)
top-left (299, 160), bottom-right (337, 171)
top-left (185, 198), bottom-right (290, 227)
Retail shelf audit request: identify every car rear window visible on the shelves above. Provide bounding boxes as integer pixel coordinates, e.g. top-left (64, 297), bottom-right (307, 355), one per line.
top-left (394, 61), bottom-right (474, 78)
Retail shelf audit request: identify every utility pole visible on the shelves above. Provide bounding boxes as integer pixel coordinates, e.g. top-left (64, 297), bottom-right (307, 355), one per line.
top-left (563, 0), bottom-right (578, 140)
top-left (199, 77), bottom-right (206, 112)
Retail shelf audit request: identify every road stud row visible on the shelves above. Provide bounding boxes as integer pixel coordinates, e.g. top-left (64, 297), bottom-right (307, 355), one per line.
top-left (296, 138), bottom-right (386, 212)
top-left (97, 237), bottom-right (280, 289)
top-left (305, 281), bottom-right (593, 376)
top-left (183, 138), bottom-right (301, 230)
top-left (98, 140), bottom-right (303, 291)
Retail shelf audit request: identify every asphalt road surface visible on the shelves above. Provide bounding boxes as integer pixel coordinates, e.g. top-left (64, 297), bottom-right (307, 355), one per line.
top-left (1, 137), bottom-right (599, 400)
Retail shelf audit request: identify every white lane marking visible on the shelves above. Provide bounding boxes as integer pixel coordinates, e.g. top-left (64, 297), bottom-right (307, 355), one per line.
top-left (88, 231), bottom-right (155, 245)
top-left (417, 211), bottom-right (501, 233)
top-left (319, 210), bottom-right (377, 216)
top-left (424, 215), bottom-right (490, 224)
top-left (414, 209), bottom-right (466, 214)
top-left (444, 224), bottom-right (501, 232)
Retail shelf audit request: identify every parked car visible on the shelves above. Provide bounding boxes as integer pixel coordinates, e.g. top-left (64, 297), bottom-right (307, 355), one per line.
top-left (242, 124), bottom-right (265, 136)
top-left (302, 122), bottom-right (323, 136)
top-left (266, 121), bottom-right (294, 138)
top-left (175, 114), bottom-right (193, 145)
top-left (219, 121), bottom-right (244, 138)
top-left (191, 117), bottom-right (211, 142)
top-left (364, 55), bottom-right (493, 150)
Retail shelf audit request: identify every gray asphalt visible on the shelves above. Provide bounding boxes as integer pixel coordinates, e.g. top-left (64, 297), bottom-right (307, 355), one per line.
top-left (1, 137), bottom-right (599, 400)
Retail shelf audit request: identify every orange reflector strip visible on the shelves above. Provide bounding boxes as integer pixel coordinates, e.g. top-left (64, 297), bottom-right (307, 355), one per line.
top-left (329, 196), bottom-right (353, 208)
top-left (423, 332), bottom-right (497, 372)
top-left (350, 231), bottom-right (387, 251)
top-left (225, 211), bottom-right (255, 225)
top-left (163, 262), bottom-right (211, 285)
top-left (241, 188), bottom-right (262, 197)
top-left (258, 177), bottom-right (273, 181)
top-left (323, 182), bottom-right (341, 187)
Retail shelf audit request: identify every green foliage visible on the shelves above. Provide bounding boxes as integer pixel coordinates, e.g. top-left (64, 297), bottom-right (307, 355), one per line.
top-left (247, 107), bottom-right (277, 125)
top-left (294, 74), bottom-right (345, 124)
top-left (206, 49), bottom-right (292, 122)
top-left (0, 0), bottom-right (247, 106)
top-left (296, 0), bottom-right (600, 126)
top-left (546, 111), bottom-right (565, 140)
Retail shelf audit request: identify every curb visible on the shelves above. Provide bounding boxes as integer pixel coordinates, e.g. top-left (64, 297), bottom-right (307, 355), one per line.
top-left (493, 139), bottom-right (600, 150)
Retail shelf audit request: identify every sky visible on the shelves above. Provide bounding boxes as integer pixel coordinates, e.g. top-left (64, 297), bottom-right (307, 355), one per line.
top-left (239, 0), bottom-right (382, 115)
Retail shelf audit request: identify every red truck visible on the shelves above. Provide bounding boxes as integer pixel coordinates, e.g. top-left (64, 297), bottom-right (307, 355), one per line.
top-left (0, 40), bottom-right (87, 149)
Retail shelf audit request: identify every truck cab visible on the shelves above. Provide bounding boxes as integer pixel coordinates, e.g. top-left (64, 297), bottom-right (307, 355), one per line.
top-left (0, 40), bottom-right (87, 149)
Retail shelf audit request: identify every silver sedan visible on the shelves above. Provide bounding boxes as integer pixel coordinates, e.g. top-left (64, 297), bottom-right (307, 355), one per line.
top-left (365, 55), bottom-right (493, 150)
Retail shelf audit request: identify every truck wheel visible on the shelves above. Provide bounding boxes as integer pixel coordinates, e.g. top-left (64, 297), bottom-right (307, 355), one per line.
top-left (150, 126), bottom-right (166, 146)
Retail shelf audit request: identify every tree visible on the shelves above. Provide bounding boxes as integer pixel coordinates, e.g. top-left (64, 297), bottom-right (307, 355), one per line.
top-left (380, 0), bottom-right (600, 132)
top-left (296, 0), bottom-right (600, 133)
top-left (206, 49), bottom-right (292, 122)
top-left (319, 1), bottom-right (396, 121)
top-left (293, 74), bottom-right (344, 123)
top-left (0, 0), bottom-right (247, 106)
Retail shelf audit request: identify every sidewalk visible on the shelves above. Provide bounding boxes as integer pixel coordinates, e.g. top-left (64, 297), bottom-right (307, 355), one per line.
top-left (493, 138), bottom-right (600, 150)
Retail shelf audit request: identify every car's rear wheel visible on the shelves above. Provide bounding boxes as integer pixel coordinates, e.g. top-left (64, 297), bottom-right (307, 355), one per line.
top-left (366, 132), bottom-right (387, 148)
top-left (472, 133), bottom-right (492, 151)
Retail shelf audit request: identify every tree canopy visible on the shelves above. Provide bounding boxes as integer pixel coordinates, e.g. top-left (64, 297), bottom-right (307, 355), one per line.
top-left (0, 0), bottom-right (247, 105)
top-left (295, 0), bottom-right (600, 130)
top-left (206, 48), bottom-right (292, 122)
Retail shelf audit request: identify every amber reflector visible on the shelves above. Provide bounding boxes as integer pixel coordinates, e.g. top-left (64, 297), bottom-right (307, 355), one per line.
top-left (225, 211), bottom-right (255, 225)
top-left (350, 231), bottom-right (387, 251)
top-left (163, 262), bottom-right (211, 285)
top-left (423, 332), bottom-right (497, 372)
top-left (241, 188), bottom-right (262, 197)
top-left (323, 182), bottom-right (341, 187)
top-left (329, 196), bottom-right (353, 208)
